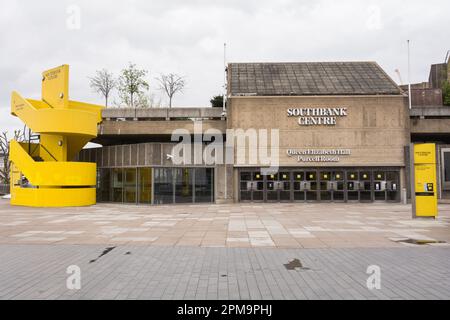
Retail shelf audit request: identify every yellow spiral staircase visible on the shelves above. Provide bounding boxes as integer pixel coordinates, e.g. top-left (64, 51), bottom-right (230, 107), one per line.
top-left (10, 65), bottom-right (103, 207)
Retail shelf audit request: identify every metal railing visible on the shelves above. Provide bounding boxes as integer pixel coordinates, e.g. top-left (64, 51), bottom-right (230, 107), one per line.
top-left (102, 107), bottom-right (226, 121)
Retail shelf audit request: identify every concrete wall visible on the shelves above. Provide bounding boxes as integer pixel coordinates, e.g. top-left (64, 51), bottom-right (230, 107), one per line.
top-left (410, 107), bottom-right (450, 134)
top-left (411, 118), bottom-right (450, 134)
top-left (228, 95), bottom-right (410, 167)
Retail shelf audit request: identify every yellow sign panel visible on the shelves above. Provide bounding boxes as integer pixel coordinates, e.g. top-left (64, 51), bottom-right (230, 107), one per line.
top-left (414, 143), bottom-right (436, 164)
top-left (42, 65), bottom-right (69, 109)
top-left (413, 144), bottom-right (438, 218)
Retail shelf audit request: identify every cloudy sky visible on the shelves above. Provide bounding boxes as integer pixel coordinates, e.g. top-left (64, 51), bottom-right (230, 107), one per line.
top-left (0, 0), bottom-right (449, 135)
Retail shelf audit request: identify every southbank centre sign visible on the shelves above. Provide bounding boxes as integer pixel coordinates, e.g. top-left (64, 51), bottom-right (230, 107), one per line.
top-left (287, 107), bottom-right (348, 126)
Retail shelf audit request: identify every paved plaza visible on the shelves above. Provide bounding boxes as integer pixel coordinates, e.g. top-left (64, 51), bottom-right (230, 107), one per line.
top-left (1, 200), bottom-right (450, 248)
top-left (0, 199), bottom-right (449, 299)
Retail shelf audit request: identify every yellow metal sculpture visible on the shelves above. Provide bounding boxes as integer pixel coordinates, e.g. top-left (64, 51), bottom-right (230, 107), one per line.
top-left (10, 65), bottom-right (103, 207)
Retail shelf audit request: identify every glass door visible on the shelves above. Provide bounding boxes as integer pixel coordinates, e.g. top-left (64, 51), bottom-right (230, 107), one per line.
top-left (319, 171), bottom-right (332, 201)
top-left (266, 173), bottom-right (278, 202)
top-left (441, 148), bottom-right (450, 191)
top-left (279, 172), bottom-right (291, 201)
top-left (112, 168), bottom-right (123, 202)
top-left (195, 168), bottom-right (213, 203)
top-left (373, 171), bottom-right (386, 201)
top-left (138, 167), bottom-right (152, 204)
top-left (154, 168), bottom-right (174, 204)
top-left (252, 172), bottom-right (264, 202)
top-left (124, 168), bottom-right (137, 203)
top-left (386, 171), bottom-right (400, 202)
top-left (293, 171), bottom-right (305, 202)
top-left (305, 171), bottom-right (318, 201)
top-left (239, 171), bottom-right (252, 201)
top-left (346, 171), bottom-right (359, 201)
top-left (359, 171), bottom-right (372, 202)
top-left (99, 168), bottom-right (111, 202)
top-left (332, 171), bottom-right (345, 202)
top-left (175, 168), bottom-right (193, 203)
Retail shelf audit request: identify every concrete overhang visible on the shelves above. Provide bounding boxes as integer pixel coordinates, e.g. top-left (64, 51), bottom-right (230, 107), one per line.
top-left (96, 108), bottom-right (227, 145)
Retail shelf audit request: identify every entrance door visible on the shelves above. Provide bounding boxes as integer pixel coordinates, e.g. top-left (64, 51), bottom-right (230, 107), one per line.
top-left (373, 171), bottom-right (386, 201)
top-left (319, 171), bottom-right (332, 201)
top-left (263, 172), bottom-right (292, 202)
top-left (305, 171), bottom-right (318, 201)
top-left (332, 171), bottom-right (345, 202)
top-left (441, 148), bottom-right (450, 192)
top-left (279, 172), bottom-right (292, 202)
top-left (359, 171), bottom-right (372, 202)
top-left (239, 171), bottom-right (264, 202)
top-left (293, 171), bottom-right (305, 202)
top-left (386, 171), bottom-right (400, 202)
top-left (239, 171), bottom-right (252, 201)
top-left (347, 171), bottom-right (359, 201)
top-left (252, 172), bottom-right (264, 202)
top-left (266, 173), bottom-right (278, 202)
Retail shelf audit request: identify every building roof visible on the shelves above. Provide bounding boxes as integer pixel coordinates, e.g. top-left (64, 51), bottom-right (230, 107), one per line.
top-left (228, 62), bottom-right (402, 96)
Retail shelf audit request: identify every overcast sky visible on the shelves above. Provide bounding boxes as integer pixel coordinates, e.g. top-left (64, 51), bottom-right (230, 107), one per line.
top-left (0, 0), bottom-right (449, 135)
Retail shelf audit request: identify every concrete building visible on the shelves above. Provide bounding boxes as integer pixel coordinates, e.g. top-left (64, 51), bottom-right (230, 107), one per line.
top-left (406, 54), bottom-right (450, 200)
top-left (77, 58), bottom-right (450, 205)
top-left (78, 61), bottom-right (418, 205)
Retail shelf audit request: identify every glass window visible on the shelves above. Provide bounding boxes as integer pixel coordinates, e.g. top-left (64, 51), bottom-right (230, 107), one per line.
top-left (195, 168), bottom-right (213, 203)
top-left (374, 172), bottom-right (385, 180)
top-left (98, 168), bottom-right (111, 202)
top-left (347, 172), bottom-right (358, 180)
top-left (444, 152), bottom-right (450, 182)
top-left (306, 172), bottom-right (316, 181)
top-left (280, 172), bottom-right (290, 181)
top-left (175, 168), bottom-right (193, 203)
top-left (333, 172), bottom-right (344, 181)
top-left (112, 168), bottom-right (123, 202)
top-left (124, 168), bottom-right (137, 203)
top-left (294, 172), bottom-right (304, 181)
top-left (154, 168), bottom-right (174, 204)
top-left (253, 172), bottom-right (263, 181)
top-left (138, 168), bottom-right (152, 204)
top-left (360, 172), bottom-right (371, 181)
top-left (320, 172), bottom-right (331, 181)
top-left (240, 172), bottom-right (252, 181)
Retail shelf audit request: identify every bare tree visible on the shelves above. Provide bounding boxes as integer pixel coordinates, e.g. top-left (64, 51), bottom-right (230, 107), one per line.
top-left (0, 130), bottom-right (25, 184)
top-left (89, 69), bottom-right (116, 107)
top-left (156, 73), bottom-right (185, 108)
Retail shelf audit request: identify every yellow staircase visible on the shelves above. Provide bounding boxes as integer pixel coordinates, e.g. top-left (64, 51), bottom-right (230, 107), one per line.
top-left (10, 65), bottom-right (103, 207)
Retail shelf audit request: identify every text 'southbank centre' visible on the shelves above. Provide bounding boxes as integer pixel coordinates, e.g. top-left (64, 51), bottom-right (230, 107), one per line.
top-left (75, 60), bottom-right (450, 205)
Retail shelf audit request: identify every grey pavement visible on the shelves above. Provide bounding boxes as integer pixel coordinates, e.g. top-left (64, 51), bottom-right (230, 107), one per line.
top-left (0, 245), bottom-right (449, 300)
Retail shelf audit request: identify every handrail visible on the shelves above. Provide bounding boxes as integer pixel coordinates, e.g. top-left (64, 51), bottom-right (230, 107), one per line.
top-left (39, 143), bottom-right (57, 161)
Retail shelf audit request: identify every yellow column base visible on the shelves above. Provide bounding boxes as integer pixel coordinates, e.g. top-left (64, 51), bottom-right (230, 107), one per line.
top-left (10, 187), bottom-right (96, 207)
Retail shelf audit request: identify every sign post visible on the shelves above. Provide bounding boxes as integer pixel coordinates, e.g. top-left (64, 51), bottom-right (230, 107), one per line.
top-left (412, 143), bottom-right (438, 218)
